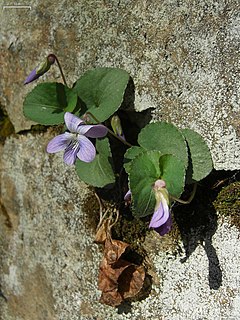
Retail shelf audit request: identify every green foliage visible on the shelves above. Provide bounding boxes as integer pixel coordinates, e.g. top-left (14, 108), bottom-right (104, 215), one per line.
top-left (23, 83), bottom-right (77, 125)
top-left (124, 146), bottom-right (145, 174)
top-left (73, 68), bottom-right (129, 122)
top-left (128, 151), bottom-right (185, 217)
top-left (159, 154), bottom-right (185, 197)
top-left (138, 122), bottom-right (188, 168)
top-left (22, 61), bottom-right (214, 218)
top-left (75, 138), bottom-right (115, 187)
top-left (182, 128), bottom-right (213, 182)
top-left (129, 151), bottom-right (161, 217)
top-left (122, 122), bottom-right (192, 216)
top-left (63, 90), bottom-right (78, 113)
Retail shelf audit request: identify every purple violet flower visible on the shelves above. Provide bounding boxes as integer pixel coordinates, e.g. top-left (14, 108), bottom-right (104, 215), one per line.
top-left (47, 112), bottom-right (108, 165)
top-left (124, 180), bottom-right (172, 236)
top-left (149, 179), bottom-right (172, 236)
top-left (153, 215), bottom-right (172, 236)
top-left (24, 54), bottom-right (56, 85)
top-left (124, 189), bottom-right (132, 205)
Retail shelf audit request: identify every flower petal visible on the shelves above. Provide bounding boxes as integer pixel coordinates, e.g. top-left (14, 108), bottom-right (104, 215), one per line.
top-left (149, 196), bottom-right (170, 229)
top-left (124, 190), bottom-right (132, 205)
top-left (46, 133), bottom-right (72, 153)
top-left (78, 124), bottom-right (108, 138)
top-left (24, 68), bottom-right (40, 85)
top-left (64, 112), bottom-right (84, 133)
top-left (154, 215), bottom-right (172, 236)
top-left (149, 202), bottom-right (164, 228)
top-left (124, 190), bottom-right (132, 202)
top-left (154, 179), bottom-right (166, 189)
top-left (77, 135), bottom-right (96, 163)
top-left (63, 142), bottom-right (80, 165)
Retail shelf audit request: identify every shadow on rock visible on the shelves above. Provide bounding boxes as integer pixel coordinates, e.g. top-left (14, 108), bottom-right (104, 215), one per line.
top-left (173, 172), bottom-right (224, 290)
top-left (117, 274), bottom-right (152, 315)
top-left (117, 301), bottom-right (132, 314)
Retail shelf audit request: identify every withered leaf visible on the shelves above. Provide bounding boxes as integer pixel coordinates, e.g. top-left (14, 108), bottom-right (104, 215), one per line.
top-left (99, 289), bottom-right (123, 307)
top-left (98, 258), bottom-right (145, 306)
top-left (118, 265), bottom-right (145, 299)
top-left (98, 235), bottom-right (145, 307)
top-left (98, 257), bottom-right (131, 293)
top-left (104, 238), bottom-right (129, 265)
top-left (98, 246), bottom-right (145, 306)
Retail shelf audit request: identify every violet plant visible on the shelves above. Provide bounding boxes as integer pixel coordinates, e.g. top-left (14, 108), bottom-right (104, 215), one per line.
top-left (47, 112), bottom-right (108, 165)
top-left (23, 54), bottom-right (213, 237)
top-left (24, 54), bottom-right (56, 84)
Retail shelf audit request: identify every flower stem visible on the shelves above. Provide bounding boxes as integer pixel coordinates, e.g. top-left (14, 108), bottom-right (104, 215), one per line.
top-left (85, 112), bottom-right (132, 147)
top-left (54, 55), bottom-right (68, 87)
top-left (107, 127), bottom-right (132, 147)
top-left (170, 183), bottom-right (197, 204)
top-left (85, 112), bottom-right (101, 124)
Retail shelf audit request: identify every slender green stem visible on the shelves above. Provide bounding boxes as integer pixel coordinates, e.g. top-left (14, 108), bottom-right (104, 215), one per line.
top-left (85, 112), bottom-right (132, 147)
top-left (54, 55), bottom-right (68, 86)
top-left (85, 112), bottom-right (101, 124)
top-left (170, 183), bottom-right (197, 204)
top-left (107, 127), bottom-right (132, 147)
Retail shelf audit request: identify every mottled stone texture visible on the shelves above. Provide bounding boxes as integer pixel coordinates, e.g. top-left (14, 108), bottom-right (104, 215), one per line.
top-left (0, 133), bottom-right (240, 319)
top-left (1, 1), bottom-right (240, 319)
top-left (0, 0), bottom-right (239, 169)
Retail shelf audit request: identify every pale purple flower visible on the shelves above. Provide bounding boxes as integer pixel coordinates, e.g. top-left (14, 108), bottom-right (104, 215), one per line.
top-left (24, 54), bottom-right (56, 85)
top-left (149, 179), bottom-right (172, 236)
top-left (24, 68), bottom-right (39, 85)
top-left (47, 112), bottom-right (108, 165)
top-left (153, 215), bottom-right (172, 236)
top-left (124, 189), bottom-right (132, 204)
top-left (124, 180), bottom-right (172, 236)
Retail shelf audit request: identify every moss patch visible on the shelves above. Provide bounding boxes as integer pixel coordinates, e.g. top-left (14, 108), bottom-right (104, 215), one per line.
top-left (112, 210), bottom-right (148, 259)
top-left (0, 108), bottom-right (14, 143)
top-left (81, 189), bottom-right (101, 235)
top-left (214, 181), bottom-right (240, 230)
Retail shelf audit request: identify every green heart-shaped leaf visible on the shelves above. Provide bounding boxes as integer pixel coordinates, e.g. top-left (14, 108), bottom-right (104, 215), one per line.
top-left (75, 138), bottom-right (115, 187)
top-left (73, 68), bottom-right (129, 122)
top-left (23, 82), bottom-right (77, 125)
top-left (138, 122), bottom-right (188, 168)
top-left (181, 128), bottom-right (213, 182)
top-left (124, 146), bottom-right (145, 174)
top-left (128, 151), bottom-right (186, 217)
top-left (129, 151), bottom-right (161, 217)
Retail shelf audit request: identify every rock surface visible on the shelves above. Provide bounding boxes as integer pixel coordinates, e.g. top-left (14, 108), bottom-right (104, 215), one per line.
top-left (1, 0), bottom-right (240, 319)
top-left (0, 0), bottom-right (239, 170)
top-left (0, 132), bottom-right (239, 319)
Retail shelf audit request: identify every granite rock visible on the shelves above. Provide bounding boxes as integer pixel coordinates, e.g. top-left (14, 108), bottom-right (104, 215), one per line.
top-left (0, 132), bottom-right (239, 319)
top-left (0, 1), bottom-right (240, 318)
top-left (0, 0), bottom-right (239, 169)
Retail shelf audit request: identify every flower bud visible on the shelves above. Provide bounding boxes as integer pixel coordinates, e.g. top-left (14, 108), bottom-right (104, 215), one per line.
top-left (111, 115), bottom-right (125, 140)
top-left (24, 54), bottom-right (56, 85)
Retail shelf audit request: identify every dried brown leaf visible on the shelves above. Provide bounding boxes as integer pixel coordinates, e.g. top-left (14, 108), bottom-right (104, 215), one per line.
top-left (98, 256), bottom-right (145, 306)
top-left (119, 265), bottom-right (145, 299)
top-left (98, 236), bottom-right (145, 307)
top-left (99, 289), bottom-right (123, 307)
top-left (104, 238), bottom-right (129, 264)
top-left (98, 257), bottom-right (131, 292)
